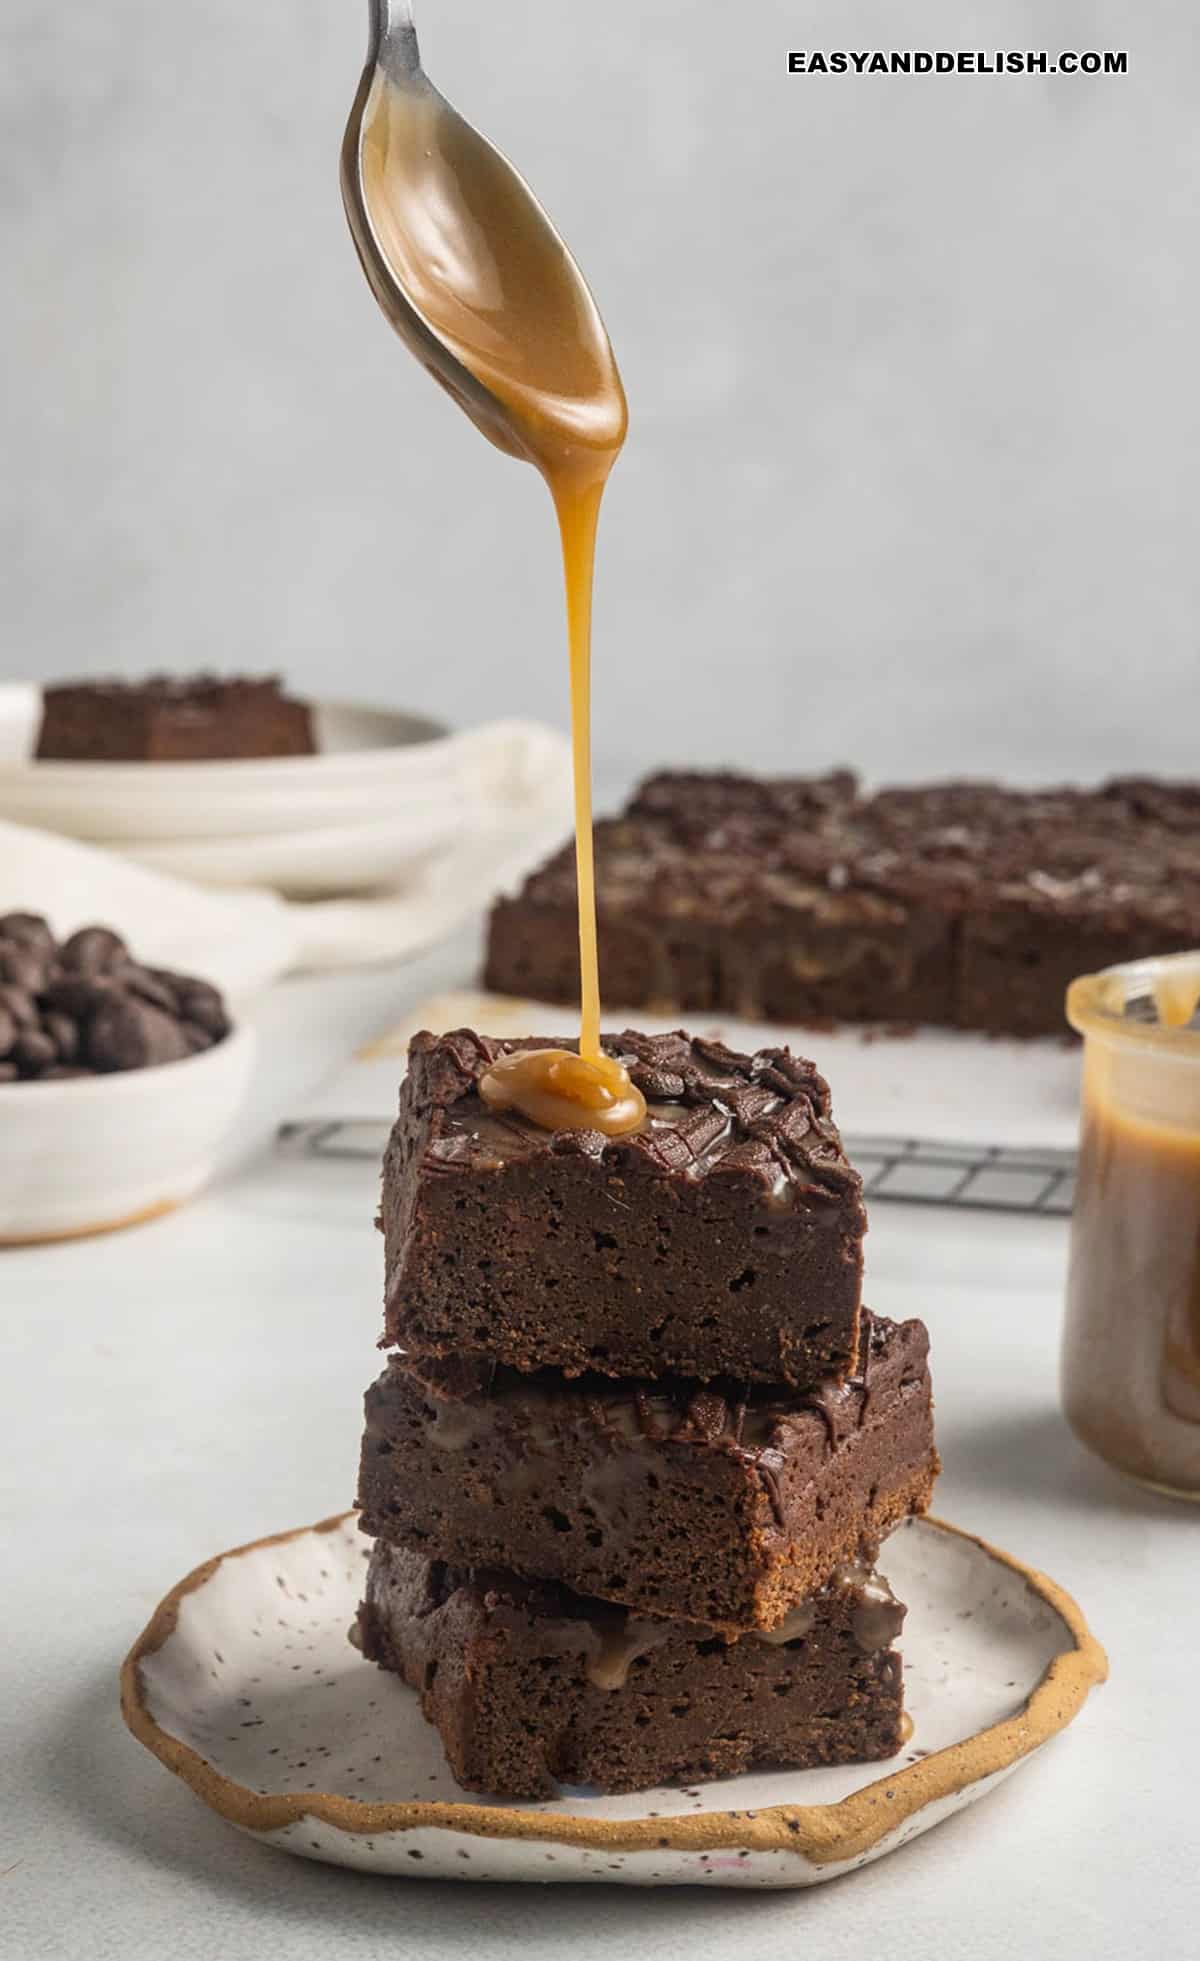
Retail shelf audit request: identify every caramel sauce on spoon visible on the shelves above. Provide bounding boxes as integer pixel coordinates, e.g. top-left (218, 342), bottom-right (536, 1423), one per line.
top-left (343, 23), bottom-right (643, 1134)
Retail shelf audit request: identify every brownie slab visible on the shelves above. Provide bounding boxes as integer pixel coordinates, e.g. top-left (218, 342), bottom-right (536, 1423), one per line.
top-left (35, 674), bottom-right (315, 762)
top-left (358, 1311), bottom-right (937, 1632)
top-left (358, 1540), bottom-right (907, 1797)
top-left (381, 1027), bottom-right (866, 1388)
top-left (484, 768), bottom-right (1200, 1038)
top-left (485, 820), bottom-right (957, 1027)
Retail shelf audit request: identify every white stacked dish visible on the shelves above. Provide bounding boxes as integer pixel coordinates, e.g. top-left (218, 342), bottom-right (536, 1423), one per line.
top-left (0, 685), bottom-right (559, 898)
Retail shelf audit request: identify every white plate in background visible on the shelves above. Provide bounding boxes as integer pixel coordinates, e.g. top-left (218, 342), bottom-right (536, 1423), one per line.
top-left (0, 683), bottom-right (449, 838)
top-left (122, 819), bottom-right (453, 897)
top-left (0, 686), bottom-right (571, 898)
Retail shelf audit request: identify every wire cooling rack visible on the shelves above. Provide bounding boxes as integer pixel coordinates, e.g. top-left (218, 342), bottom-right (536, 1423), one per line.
top-left (276, 1119), bottom-right (1075, 1217)
top-left (842, 1135), bottom-right (1075, 1215)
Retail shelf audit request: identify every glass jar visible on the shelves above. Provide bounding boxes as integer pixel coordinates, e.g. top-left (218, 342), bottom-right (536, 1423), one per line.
top-left (1061, 951), bottom-right (1200, 1497)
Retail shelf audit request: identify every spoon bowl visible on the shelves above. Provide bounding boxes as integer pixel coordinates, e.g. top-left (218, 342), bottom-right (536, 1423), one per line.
top-left (340, 0), bottom-right (626, 477)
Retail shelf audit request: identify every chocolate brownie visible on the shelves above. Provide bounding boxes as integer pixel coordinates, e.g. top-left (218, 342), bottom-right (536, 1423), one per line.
top-left (35, 674), bottom-right (315, 762)
top-left (357, 1540), bottom-right (907, 1797)
top-left (484, 768), bottom-right (1200, 1037)
top-left (380, 1027), bottom-right (866, 1388)
top-left (358, 1311), bottom-right (937, 1632)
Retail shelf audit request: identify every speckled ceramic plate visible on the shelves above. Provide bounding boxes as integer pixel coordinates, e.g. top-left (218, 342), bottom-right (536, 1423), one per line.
top-left (121, 1512), bottom-right (1104, 1888)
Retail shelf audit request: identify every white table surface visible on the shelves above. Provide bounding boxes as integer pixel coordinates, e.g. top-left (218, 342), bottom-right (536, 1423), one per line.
top-left (3, 929), bottom-right (1195, 1960)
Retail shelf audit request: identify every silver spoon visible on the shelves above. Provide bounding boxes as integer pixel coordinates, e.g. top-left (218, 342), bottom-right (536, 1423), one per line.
top-left (339, 0), bottom-right (625, 473)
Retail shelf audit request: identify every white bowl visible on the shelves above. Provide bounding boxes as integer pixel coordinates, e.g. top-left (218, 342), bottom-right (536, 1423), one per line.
top-left (0, 1022), bottom-right (256, 1244)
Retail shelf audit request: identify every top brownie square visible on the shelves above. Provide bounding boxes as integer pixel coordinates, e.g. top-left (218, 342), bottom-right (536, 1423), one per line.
top-left (380, 1027), bottom-right (866, 1387)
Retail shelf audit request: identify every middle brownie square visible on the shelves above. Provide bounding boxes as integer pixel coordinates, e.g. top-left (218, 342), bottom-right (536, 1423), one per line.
top-left (358, 1311), bottom-right (937, 1634)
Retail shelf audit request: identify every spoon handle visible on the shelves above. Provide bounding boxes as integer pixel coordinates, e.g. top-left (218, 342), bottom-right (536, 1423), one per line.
top-left (369, 0), bottom-right (421, 82)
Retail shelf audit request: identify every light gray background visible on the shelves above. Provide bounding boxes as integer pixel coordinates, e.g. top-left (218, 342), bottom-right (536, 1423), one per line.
top-left (3, 0), bottom-right (1197, 785)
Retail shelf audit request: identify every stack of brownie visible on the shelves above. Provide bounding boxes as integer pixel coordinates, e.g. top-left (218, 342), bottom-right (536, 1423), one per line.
top-left (354, 1027), bottom-right (939, 1797)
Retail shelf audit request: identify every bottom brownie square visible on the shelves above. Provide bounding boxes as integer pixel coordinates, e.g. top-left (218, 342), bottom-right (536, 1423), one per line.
top-left (356, 1541), bottom-right (907, 1798)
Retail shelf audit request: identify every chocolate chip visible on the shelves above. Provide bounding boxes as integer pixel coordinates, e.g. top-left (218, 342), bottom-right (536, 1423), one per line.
top-left (60, 926), bottom-right (129, 977)
top-left (0, 983), bottom-right (36, 1028)
top-left (87, 997), bottom-right (190, 1072)
top-left (627, 1063), bottom-right (686, 1100)
top-left (0, 944), bottom-right (48, 993)
top-left (174, 980), bottom-right (229, 1038)
top-left (121, 964), bottom-right (179, 1014)
top-left (42, 976), bottom-right (118, 1021)
top-left (43, 1012), bottom-right (79, 1063)
top-left (14, 1029), bottom-right (56, 1074)
top-left (0, 912), bottom-right (55, 956)
top-left (146, 968), bottom-right (183, 1008)
top-left (0, 921), bottom-right (229, 1085)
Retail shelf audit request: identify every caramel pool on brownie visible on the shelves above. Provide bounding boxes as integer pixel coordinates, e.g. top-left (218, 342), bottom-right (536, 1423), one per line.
top-left (357, 1541), bottom-right (908, 1798)
top-left (379, 1027), bottom-right (867, 1389)
top-left (358, 1311), bottom-right (937, 1634)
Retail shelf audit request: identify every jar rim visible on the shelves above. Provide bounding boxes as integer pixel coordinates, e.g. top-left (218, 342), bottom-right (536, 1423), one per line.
top-left (1067, 949), bottom-right (1200, 1053)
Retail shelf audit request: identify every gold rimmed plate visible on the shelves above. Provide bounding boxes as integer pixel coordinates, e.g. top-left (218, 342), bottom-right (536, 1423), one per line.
top-left (120, 1512), bottom-right (1105, 1888)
